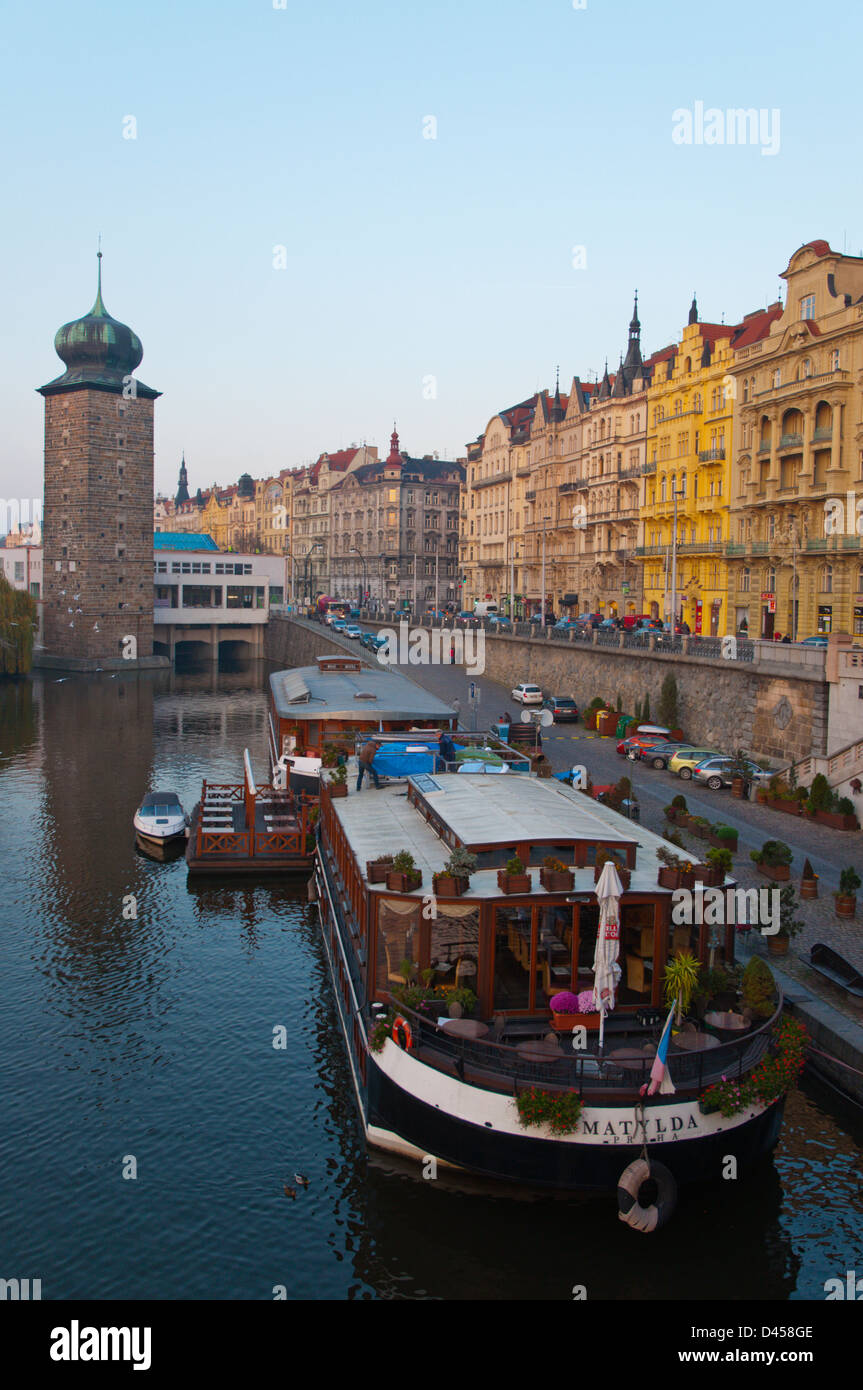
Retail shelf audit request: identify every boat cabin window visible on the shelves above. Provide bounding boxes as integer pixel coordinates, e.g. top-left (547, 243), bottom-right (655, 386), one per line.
top-left (474, 846), bottom-right (517, 870)
top-left (621, 903), bottom-right (657, 1003)
top-left (493, 906), bottom-right (534, 1011)
top-left (429, 905), bottom-right (480, 993)
top-left (377, 900), bottom-right (420, 989)
top-left (138, 803), bottom-right (179, 819)
top-left (528, 843), bottom-right (574, 867)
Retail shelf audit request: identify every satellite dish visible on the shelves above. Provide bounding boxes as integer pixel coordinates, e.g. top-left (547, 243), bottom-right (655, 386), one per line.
top-left (520, 709), bottom-right (532, 723)
top-left (539, 708), bottom-right (554, 727)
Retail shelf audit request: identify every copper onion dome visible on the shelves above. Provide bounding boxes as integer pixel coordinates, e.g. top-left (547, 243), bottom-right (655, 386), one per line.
top-left (38, 252), bottom-right (159, 398)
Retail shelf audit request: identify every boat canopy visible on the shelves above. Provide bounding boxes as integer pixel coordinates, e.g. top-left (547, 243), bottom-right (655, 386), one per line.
top-left (139, 792), bottom-right (182, 809)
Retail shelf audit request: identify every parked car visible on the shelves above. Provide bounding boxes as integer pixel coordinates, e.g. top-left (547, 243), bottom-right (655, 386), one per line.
top-left (637, 739), bottom-right (689, 769)
top-left (616, 725), bottom-right (672, 757)
top-left (512, 682), bottom-right (543, 704)
top-left (543, 695), bottom-right (579, 723)
top-left (486, 613), bottom-right (513, 630)
top-left (455, 610), bottom-right (477, 626)
top-left (528, 613), bottom-right (555, 625)
top-left (692, 757), bottom-right (774, 791)
top-left (344, 624), bottom-right (363, 639)
top-left (553, 617), bottom-right (579, 631)
top-left (799, 635), bottom-right (829, 648)
top-left (366, 634), bottom-right (389, 654)
top-left (668, 747), bottom-right (725, 779)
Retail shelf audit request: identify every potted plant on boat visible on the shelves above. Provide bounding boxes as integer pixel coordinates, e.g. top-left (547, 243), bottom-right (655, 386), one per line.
top-left (549, 989), bottom-right (600, 1032)
top-left (708, 822), bottom-right (738, 852)
top-left (593, 847), bottom-right (631, 890)
top-left (750, 839), bottom-right (793, 882)
top-left (327, 763), bottom-right (348, 798)
top-left (656, 845), bottom-right (685, 889)
top-left (497, 854), bottom-right (531, 895)
top-left (540, 855), bottom-right (574, 893)
top-left (766, 884), bottom-right (804, 956)
top-left (834, 866), bottom-right (861, 918)
top-left (664, 951), bottom-right (701, 1026)
top-left (742, 957), bottom-right (777, 1018)
top-left (366, 852), bottom-right (394, 883)
top-left (386, 850), bottom-right (423, 892)
top-left (800, 858), bottom-right (819, 900)
top-left (704, 846), bottom-right (733, 886)
top-left (432, 846), bottom-right (477, 898)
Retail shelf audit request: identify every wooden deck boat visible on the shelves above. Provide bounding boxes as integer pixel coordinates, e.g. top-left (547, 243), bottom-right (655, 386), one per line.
top-left (313, 768), bottom-right (790, 1195)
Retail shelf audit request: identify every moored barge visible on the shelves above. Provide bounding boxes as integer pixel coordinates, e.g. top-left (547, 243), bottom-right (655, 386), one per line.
top-left (313, 764), bottom-right (790, 1195)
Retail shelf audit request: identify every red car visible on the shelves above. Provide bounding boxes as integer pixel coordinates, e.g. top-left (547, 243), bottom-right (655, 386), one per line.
top-left (616, 725), bottom-right (673, 757)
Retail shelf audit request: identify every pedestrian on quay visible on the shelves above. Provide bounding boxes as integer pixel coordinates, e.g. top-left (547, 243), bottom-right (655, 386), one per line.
top-left (356, 738), bottom-right (381, 791)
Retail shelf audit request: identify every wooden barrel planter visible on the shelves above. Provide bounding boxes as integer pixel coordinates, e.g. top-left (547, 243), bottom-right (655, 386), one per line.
top-left (800, 876), bottom-right (819, 900)
top-left (835, 894), bottom-right (857, 918)
top-left (767, 935), bottom-right (791, 955)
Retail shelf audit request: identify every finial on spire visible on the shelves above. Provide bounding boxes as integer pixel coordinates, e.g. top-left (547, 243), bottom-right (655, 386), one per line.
top-left (688, 293), bottom-right (699, 325)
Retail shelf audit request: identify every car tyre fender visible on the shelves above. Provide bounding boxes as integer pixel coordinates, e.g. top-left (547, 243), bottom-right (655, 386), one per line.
top-left (679, 768), bottom-right (692, 780)
top-left (651, 756), bottom-right (665, 769)
top-left (707, 776), bottom-right (723, 790)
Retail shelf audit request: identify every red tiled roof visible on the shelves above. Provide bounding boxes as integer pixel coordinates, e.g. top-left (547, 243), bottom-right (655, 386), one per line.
top-left (729, 304), bottom-right (783, 349)
top-left (798, 239), bottom-right (833, 259)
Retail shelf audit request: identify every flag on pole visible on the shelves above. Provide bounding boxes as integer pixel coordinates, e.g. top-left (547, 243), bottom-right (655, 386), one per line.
top-left (640, 1003), bottom-right (677, 1097)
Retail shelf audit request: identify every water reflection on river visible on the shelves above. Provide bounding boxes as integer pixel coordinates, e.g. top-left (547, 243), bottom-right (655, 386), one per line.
top-left (0, 661), bottom-right (860, 1299)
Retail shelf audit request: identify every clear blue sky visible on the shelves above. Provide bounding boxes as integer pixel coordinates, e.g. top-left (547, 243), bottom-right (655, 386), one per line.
top-left (3, 0), bottom-right (861, 501)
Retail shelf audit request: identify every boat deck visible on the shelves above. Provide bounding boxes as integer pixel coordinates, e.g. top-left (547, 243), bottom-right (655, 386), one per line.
top-left (186, 778), bottom-right (315, 876)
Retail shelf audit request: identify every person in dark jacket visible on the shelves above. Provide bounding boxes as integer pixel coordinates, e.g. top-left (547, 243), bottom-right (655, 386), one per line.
top-left (357, 739), bottom-right (381, 791)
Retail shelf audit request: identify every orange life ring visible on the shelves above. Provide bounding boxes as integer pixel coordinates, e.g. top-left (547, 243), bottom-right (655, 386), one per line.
top-left (392, 1016), bottom-right (414, 1051)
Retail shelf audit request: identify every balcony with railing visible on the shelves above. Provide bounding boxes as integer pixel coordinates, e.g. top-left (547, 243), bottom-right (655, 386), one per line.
top-left (641, 459), bottom-right (657, 474)
top-left (813, 427), bottom-right (833, 442)
top-left (757, 439), bottom-right (772, 454)
top-left (697, 447), bottom-right (726, 462)
top-left (778, 433), bottom-right (804, 451)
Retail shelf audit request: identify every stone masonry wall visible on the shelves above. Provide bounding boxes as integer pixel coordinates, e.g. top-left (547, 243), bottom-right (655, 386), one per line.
top-left (43, 388), bottom-right (154, 659)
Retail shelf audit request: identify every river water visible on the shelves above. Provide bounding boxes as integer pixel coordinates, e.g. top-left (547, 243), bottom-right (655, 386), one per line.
top-left (1, 660), bottom-right (862, 1300)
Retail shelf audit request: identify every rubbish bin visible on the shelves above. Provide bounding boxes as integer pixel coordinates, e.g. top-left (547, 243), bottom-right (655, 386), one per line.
top-left (621, 798), bottom-right (641, 821)
top-left (616, 714), bottom-right (633, 738)
top-left (597, 710), bottom-right (618, 738)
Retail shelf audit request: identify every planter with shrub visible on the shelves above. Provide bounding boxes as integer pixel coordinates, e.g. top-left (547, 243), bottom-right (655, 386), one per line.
top-left (709, 823), bottom-right (739, 852)
top-left (497, 855), bottom-right (531, 895)
top-left (834, 866), bottom-right (861, 918)
top-left (548, 989), bottom-right (600, 1031)
top-left (800, 858), bottom-right (818, 900)
top-left (367, 854), bottom-right (394, 883)
top-left (750, 839), bottom-right (793, 883)
top-left (386, 850), bottom-right (423, 892)
top-left (540, 856), bottom-right (575, 893)
top-left (432, 846), bottom-right (477, 898)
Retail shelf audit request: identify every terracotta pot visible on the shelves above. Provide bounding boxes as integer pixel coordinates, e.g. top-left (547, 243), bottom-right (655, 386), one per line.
top-left (835, 894), bottom-right (857, 918)
top-left (367, 860), bottom-right (393, 882)
top-left (800, 878), bottom-right (818, 900)
top-left (552, 1011), bottom-right (601, 1031)
top-left (540, 868), bottom-right (575, 892)
top-left (756, 861), bottom-right (790, 882)
top-left (433, 875), bottom-right (467, 898)
top-left (497, 870), bottom-right (531, 895)
top-left (767, 935), bottom-right (790, 956)
top-left (386, 870), bottom-right (422, 892)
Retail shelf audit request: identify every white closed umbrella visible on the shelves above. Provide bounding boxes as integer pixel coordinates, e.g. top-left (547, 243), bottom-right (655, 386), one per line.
top-left (592, 860), bottom-right (623, 1051)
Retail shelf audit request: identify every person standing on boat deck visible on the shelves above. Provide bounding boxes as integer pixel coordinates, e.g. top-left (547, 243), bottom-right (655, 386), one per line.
top-left (438, 731), bottom-right (455, 770)
top-left (357, 738), bottom-right (381, 791)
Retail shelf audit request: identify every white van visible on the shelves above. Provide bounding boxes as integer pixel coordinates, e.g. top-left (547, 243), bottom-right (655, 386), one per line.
top-left (473, 601), bottom-right (499, 617)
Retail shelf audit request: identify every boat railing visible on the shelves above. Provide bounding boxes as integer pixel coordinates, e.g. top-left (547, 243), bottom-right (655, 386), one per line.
top-left (377, 993), bottom-right (782, 1097)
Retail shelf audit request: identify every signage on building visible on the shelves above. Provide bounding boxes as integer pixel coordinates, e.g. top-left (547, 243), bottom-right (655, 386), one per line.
top-left (767, 597), bottom-right (776, 614)
top-left (760, 591), bottom-right (774, 601)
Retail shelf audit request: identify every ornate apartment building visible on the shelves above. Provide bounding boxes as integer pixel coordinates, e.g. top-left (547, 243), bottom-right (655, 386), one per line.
top-left (327, 430), bottom-right (464, 608)
top-left (727, 240), bottom-right (863, 639)
top-left (461, 300), bottom-right (655, 619)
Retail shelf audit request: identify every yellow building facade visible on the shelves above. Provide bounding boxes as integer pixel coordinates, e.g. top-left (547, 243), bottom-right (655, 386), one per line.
top-left (638, 301), bottom-right (742, 634)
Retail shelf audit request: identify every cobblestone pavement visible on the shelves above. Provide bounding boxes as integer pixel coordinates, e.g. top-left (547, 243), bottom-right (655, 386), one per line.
top-left (366, 649), bottom-right (863, 981)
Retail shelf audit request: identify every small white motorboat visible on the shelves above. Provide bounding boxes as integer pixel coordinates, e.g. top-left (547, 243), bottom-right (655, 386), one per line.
top-left (133, 791), bottom-right (189, 845)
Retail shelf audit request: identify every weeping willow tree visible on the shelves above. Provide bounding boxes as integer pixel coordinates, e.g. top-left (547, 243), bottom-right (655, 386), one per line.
top-left (0, 573), bottom-right (37, 675)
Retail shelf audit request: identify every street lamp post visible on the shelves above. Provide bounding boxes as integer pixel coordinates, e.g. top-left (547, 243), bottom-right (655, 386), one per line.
top-left (303, 541), bottom-right (323, 607)
top-left (509, 537), bottom-right (520, 621)
top-left (379, 552), bottom-right (386, 612)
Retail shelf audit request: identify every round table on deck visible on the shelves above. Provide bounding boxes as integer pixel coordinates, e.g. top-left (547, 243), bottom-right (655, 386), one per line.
top-left (441, 1019), bottom-right (489, 1040)
top-left (607, 1047), bottom-right (653, 1073)
top-left (671, 1031), bottom-right (720, 1052)
top-left (515, 1041), bottom-right (563, 1063)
